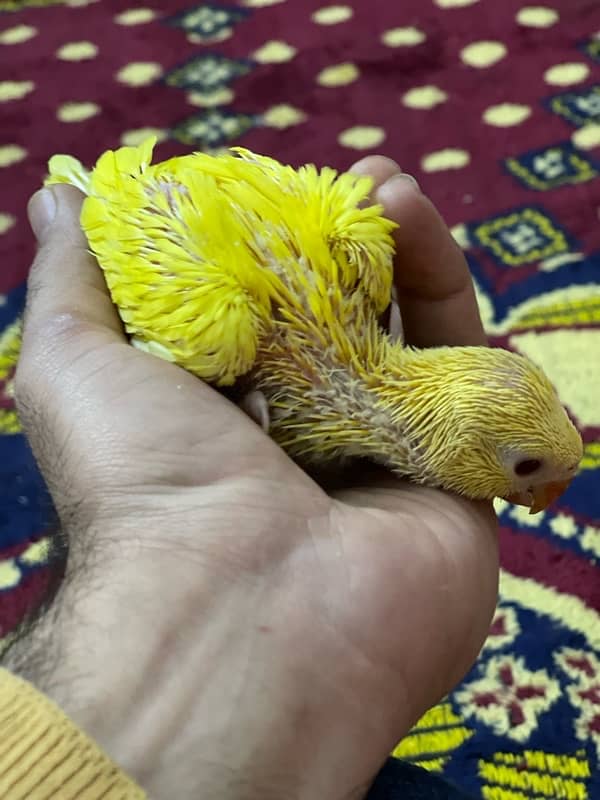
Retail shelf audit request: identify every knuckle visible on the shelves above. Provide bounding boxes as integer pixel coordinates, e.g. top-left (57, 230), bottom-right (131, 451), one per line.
top-left (15, 312), bottom-right (90, 433)
top-left (12, 366), bottom-right (35, 421)
top-left (24, 245), bottom-right (52, 305)
top-left (25, 309), bottom-right (90, 346)
top-left (21, 310), bottom-right (90, 368)
top-left (13, 349), bottom-right (43, 419)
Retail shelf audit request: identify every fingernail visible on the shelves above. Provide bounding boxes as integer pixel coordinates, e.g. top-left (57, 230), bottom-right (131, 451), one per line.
top-left (28, 188), bottom-right (57, 241)
top-left (381, 172), bottom-right (420, 192)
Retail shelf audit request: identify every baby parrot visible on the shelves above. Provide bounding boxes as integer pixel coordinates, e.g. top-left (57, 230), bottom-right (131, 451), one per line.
top-left (45, 137), bottom-right (582, 513)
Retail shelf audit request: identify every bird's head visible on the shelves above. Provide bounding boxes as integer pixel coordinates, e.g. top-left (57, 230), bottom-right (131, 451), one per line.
top-left (380, 346), bottom-right (583, 513)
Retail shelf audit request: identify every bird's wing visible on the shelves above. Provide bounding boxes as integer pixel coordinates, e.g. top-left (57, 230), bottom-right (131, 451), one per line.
top-left (48, 138), bottom-right (280, 386)
top-left (204, 149), bottom-right (398, 326)
top-left (225, 155), bottom-right (396, 311)
top-left (292, 162), bottom-right (398, 315)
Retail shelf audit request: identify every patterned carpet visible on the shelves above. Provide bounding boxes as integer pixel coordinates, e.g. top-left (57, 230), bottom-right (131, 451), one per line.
top-left (2, 0), bottom-right (600, 797)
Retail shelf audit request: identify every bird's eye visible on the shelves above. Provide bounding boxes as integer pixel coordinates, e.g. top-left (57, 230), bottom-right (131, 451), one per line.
top-left (514, 458), bottom-right (542, 477)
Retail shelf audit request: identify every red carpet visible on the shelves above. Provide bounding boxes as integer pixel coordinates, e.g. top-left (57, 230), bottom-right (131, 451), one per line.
top-left (2, 1), bottom-right (600, 796)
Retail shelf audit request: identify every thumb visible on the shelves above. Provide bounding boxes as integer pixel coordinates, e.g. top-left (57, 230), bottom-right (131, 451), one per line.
top-left (15, 185), bottom-right (125, 521)
top-left (24, 184), bottom-right (124, 338)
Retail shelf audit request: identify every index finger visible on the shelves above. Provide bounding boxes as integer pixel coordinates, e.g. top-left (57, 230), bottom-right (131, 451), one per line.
top-left (378, 177), bottom-right (486, 348)
top-left (349, 156), bottom-right (486, 348)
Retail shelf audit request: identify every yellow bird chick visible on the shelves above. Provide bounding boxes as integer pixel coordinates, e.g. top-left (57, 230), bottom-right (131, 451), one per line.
top-left (45, 137), bottom-right (582, 513)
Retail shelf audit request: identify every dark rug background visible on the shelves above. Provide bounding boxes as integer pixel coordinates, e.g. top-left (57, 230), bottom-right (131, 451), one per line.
top-left (2, 1), bottom-right (600, 797)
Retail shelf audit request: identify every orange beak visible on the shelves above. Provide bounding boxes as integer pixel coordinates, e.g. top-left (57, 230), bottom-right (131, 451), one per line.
top-left (504, 480), bottom-right (572, 515)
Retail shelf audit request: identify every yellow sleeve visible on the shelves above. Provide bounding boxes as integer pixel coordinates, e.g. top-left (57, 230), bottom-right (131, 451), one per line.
top-left (0, 667), bottom-right (146, 799)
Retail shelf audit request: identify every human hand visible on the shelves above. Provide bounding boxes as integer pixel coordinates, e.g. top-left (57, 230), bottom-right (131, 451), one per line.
top-left (10, 158), bottom-right (498, 800)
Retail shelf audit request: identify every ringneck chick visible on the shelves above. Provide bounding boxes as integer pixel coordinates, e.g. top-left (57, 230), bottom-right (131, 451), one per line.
top-left (45, 138), bottom-right (583, 512)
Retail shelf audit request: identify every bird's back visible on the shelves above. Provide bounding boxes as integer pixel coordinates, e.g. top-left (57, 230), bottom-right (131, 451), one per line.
top-left (46, 138), bottom-right (397, 385)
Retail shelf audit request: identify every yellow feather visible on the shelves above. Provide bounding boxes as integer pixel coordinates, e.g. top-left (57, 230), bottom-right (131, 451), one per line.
top-left (46, 154), bottom-right (92, 195)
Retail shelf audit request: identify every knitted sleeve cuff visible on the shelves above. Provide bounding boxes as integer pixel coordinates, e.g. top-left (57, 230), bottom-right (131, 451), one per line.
top-left (0, 667), bottom-right (146, 799)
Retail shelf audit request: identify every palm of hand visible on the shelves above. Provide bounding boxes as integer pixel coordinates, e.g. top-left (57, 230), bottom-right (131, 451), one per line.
top-left (15, 158), bottom-right (499, 800)
top-left (20, 331), bottom-right (495, 798)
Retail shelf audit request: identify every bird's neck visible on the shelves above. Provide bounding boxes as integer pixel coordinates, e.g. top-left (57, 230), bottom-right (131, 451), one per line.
top-left (257, 327), bottom-right (451, 479)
